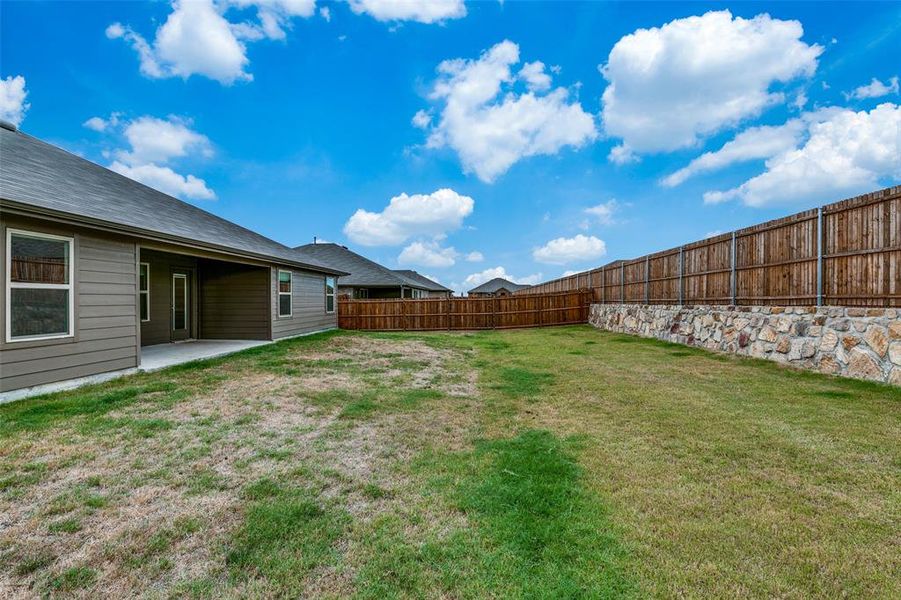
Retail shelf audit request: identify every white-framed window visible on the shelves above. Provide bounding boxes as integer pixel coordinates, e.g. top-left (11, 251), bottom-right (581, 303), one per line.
top-left (278, 270), bottom-right (293, 317)
top-left (139, 262), bottom-right (150, 322)
top-left (325, 276), bottom-right (336, 313)
top-left (6, 228), bottom-right (75, 342)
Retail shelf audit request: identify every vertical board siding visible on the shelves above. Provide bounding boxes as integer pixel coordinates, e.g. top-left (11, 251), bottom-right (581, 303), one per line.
top-left (198, 260), bottom-right (269, 340)
top-left (517, 186), bottom-right (900, 307)
top-left (271, 267), bottom-right (338, 339)
top-left (338, 290), bottom-right (591, 331)
top-left (1, 220), bottom-right (138, 392)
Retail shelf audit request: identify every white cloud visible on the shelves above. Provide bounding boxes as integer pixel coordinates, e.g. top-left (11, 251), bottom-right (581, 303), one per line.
top-left (465, 251), bottom-right (483, 262)
top-left (661, 120), bottom-right (807, 187)
top-left (0, 75), bottom-right (29, 127)
top-left (319, 6), bottom-right (331, 22)
top-left (411, 109), bottom-right (431, 129)
top-left (607, 144), bottom-right (638, 165)
top-left (343, 188), bottom-right (474, 246)
top-left (83, 112), bottom-right (124, 133)
top-left (600, 10), bottom-right (822, 156)
top-left (583, 200), bottom-right (619, 226)
top-left (107, 0), bottom-right (316, 84)
top-left (704, 103), bottom-right (901, 207)
top-left (463, 266), bottom-right (542, 290)
top-left (845, 76), bottom-right (899, 100)
top-left (518, 61), bottom-right (551, 91)
top-left (88, 114), bottom-right (216, 201)
top-left (116, 116), bottom-right (213, 165)
top-left (420, 40), bottom-right (597, 182)
top-left (109, 161), bottom-right (216, 200)
top-left (230, 0), bottom-right (316, 40)
top-left (533, 234), bottom-right (606, 265)
top-left (398, 241), bottom-right (457, 267)
top-left (562, 270), bottom-right (581, 277)
top-left (348, 0), bottom-right (466, 24)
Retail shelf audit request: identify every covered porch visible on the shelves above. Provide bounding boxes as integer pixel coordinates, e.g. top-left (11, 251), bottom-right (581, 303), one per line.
top-left (138, 247), bottom-right (272, 355)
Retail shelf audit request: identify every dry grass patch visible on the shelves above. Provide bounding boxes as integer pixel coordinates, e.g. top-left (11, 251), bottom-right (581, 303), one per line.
top-left (0, 331), bottom-right (478, 598)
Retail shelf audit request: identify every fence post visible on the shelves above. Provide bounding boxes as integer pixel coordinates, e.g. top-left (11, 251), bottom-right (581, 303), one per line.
top-left (493, 296), bottom-right (499, 329)
top-left (447, 296), bottom-right (452, 331)
top-left (620, 262), bottom-right (625, 304)
top-left (730, 232), bottom-right (737, 306)
top-left (402, 298), bottom-right (407, 331)
top-left (601, 267), bottom-right (606, 304)
top-left (644, 256), bottom-right (649, 305)
top-left (678, 246), bottom-right (684, 305)
top-left (816, 206), bottom-right (824, 306)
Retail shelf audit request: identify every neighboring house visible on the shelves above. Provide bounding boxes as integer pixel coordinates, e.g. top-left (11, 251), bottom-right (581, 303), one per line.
top-left (0, 123), bottom-right (346, 394)
top-left (467, 277), bottom-right (530, 297)
top-left (390, 270), bottom-right (453, 298)
top-left (294, 242), bottom-right (451, 299)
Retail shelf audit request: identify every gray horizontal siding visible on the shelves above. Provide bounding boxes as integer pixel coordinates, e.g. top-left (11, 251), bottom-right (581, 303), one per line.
top-left (1, 357), bottom-right (138, 393)
top-left (271, 267), bottom-right (337, 339)
top-left (1, 217), bottom-right (139, 392)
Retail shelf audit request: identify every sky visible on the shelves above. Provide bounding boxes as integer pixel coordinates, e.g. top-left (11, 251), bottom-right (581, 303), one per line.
top-left (2, 1), bottom-right (899, 294)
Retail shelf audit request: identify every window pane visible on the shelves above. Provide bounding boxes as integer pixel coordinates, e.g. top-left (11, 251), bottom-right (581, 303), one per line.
top-left (173, 276), bottom-right (187, 330)
top-left (10, 288), bottom-right (69, 338)
top-left (279, 271), bottom-right (291, 293)
top-left (10, 234), bottom-right (69, 284)
top-left (326, 295), bottom-right (334, 313)
top-left (279, 294), bottom-right (292, 316)
top-left (140, 293), bottom-right (149, 321)
top-left (325, 277), bottom-right (335, 295)
top-left (140, 264), bottom-right (149, 292)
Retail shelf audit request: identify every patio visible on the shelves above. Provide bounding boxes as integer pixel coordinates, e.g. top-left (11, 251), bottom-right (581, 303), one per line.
top-left (138, 339), bottom-right (270, 372)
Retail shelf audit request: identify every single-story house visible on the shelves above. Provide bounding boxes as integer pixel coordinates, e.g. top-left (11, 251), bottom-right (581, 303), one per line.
top-left (467, 277), bottom-right (530, 297)
top-left (294, 242), bottom-right (451, 299)
top-left (0, 123), bottom-right (347, 395)
top-left (390, 270), bottom-right (453, 298)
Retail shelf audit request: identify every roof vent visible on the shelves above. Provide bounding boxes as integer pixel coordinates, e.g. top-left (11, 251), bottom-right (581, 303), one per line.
top-left (0, 120), bottom-right (17, 132)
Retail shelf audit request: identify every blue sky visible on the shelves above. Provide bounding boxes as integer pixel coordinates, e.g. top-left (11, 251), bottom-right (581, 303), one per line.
top-left (2, 1), bottom-right (899, 293)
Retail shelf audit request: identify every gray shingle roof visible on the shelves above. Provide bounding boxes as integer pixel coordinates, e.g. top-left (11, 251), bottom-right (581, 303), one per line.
top-left (293, 243), bottom-right (430, 289)
top-left (0, 127), bottom-right (344, 274)
top-left (467, 277), bottom-right (530, 294)
top-left (391, 270), bottom-right (452, 292)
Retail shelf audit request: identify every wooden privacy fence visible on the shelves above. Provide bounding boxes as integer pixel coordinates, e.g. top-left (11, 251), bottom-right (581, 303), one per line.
top-left (518, 186), bottom-right (900, 307)
top-left (338, 290), bottom-right (591, 331)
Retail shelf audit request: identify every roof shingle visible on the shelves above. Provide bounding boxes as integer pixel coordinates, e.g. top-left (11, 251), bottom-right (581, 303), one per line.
top-left (0, 128), bottom-right (343, 274)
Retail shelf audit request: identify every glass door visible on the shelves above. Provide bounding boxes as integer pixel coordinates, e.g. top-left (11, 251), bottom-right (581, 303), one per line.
top-left (171, 272), bottom-right (190, 341)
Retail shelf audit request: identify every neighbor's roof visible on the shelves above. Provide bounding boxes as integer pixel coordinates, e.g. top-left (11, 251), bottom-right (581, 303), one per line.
top-left (391, 270), bottom-right (452, 293)
top-left (0, 126), bottom-right (345, 275)
top-left (467, 277), bottom-right (531, 294)
top-left (294, 242), bottom-right (432, 289)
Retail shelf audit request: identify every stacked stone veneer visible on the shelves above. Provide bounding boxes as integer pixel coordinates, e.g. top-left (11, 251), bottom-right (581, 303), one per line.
top-left (588, 304), bottom-right (900, 386)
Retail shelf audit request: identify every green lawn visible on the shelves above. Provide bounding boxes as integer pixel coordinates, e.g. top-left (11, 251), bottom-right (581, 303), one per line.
top-left (1, 326), bottom-right (898, 598)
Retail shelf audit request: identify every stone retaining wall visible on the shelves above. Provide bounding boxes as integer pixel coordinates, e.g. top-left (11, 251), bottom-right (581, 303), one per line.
top-left (589, 304), bottom-right (900, 385)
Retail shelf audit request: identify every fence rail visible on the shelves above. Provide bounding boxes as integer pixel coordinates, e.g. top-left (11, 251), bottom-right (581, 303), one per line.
top-left (338, 290), bottom-right (591, 331)
top-left (517, 186), bottom-right (900, 307)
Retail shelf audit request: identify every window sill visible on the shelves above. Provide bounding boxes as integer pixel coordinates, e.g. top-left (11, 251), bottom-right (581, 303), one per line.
top-left (2, 333), bottom-right (76, 350)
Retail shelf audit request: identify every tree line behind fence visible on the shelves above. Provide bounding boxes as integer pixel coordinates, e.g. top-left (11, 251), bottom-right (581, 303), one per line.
top-left (338, 290), bottom-right (591, 331)
top-left (518, 187), bottom-right (900, 308)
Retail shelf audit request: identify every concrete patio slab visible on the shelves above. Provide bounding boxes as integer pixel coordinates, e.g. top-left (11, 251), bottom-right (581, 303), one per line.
top-left (138, 339), bottom-right (270, 372)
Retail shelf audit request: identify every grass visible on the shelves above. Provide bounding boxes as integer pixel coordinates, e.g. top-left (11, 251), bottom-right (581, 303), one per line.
top-left (0, 326), bottom-right (898, 598)
top-left (227, 479), bottom-right (349, 592)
